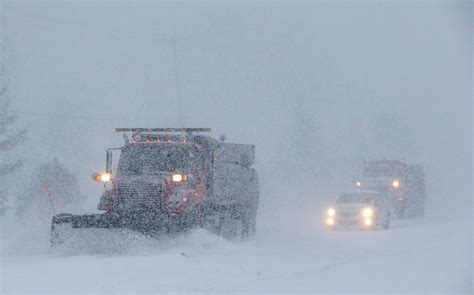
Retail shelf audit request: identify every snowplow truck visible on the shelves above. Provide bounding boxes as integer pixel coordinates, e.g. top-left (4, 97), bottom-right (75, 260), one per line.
top-left (51, 128), bottom-right (259, 245)
top-left (355, 160), bottom-right (426, 219)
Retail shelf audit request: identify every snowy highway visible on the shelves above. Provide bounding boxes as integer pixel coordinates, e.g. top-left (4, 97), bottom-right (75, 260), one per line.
top-left (2, 216), bottom-right (470, 293)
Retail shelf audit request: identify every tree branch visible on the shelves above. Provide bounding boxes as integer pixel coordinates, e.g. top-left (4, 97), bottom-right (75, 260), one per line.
top-left (0, 159), bottom-right (23, 176)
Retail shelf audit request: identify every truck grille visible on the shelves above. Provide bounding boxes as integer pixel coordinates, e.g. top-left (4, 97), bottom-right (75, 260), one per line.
top-left (117, 182), bottom-right (163, 211)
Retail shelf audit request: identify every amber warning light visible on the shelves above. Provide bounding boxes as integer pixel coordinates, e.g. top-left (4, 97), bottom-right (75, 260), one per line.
top-left (92, 172), bottom-right (112, 183)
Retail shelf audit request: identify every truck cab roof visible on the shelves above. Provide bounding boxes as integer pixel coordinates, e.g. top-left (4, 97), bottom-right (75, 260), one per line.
top-left (337, 191), bottom-right (389, 204)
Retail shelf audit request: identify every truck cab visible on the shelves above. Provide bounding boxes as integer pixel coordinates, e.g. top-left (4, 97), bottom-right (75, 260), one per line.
top-left (51, 128), bottom-right (259, 246)
top-left (356, 160), bottom-right (426, 218)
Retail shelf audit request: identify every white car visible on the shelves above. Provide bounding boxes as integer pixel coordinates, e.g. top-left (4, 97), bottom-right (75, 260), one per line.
top-left (326, 191), bottom-right (391, 230)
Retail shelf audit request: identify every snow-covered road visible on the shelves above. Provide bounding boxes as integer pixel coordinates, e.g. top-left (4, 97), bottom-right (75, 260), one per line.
top-left (1, 217), bottom-right (471, 293)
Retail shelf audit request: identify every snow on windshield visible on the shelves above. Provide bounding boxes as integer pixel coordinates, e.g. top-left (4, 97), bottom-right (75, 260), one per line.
top-left (117, 146), bottom-right (200, 175)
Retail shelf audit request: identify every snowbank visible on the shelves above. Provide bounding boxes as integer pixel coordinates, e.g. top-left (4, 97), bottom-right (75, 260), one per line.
top-left (1, 217), bottom-right (471, 293)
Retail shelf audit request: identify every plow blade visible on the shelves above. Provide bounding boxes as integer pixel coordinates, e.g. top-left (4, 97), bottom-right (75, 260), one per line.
top-left (51, 213), bottom-right (119, 245)
top-left (50, 213), bottom-right (145, 254)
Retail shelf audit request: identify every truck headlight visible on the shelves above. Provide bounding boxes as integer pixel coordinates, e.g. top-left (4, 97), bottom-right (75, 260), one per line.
top-left (100, 173), bottom-right (111, 182)
top-left (362, 207), bottom-right (373, 218)
top-left (172, 174), bottom-right (183, 182)
top-left (172, 174), bottom-right (188, 182)
top-left (392, 180), bottom-right (400, 188)
top-left (327, 208), bottom-right (336, 217)
top-left (93, 172), bottom-right (112, 183)
top-left (168, 194), bottom-right (189, 206)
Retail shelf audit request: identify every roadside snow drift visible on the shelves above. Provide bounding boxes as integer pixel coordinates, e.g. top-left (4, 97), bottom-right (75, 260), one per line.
top-left (1, 217), bottom-right (471, 293)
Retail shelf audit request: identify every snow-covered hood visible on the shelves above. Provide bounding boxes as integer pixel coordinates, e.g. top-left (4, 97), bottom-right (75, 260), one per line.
top-left (335, 203), bottom-right (372, 212)
top-left (334, 203), bottom-right (372, 215)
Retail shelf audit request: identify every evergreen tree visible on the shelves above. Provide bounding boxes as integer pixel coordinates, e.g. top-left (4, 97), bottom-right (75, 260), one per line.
top-left (0, 9), bottom-right (28, 215)
top-left (17, 158), bottom-right (86, 220)
top-left (0, 87), bottom-right (28, 174)
top-left (369, 112), bottom-right (415, 159)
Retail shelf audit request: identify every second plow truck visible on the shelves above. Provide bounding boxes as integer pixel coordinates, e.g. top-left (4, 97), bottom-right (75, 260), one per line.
top-left (51, 128), bottom-right (259, 245)
top-left (355, 159), bottom-right (426, 219)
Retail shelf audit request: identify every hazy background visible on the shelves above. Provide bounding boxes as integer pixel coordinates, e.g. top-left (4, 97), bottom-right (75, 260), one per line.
top-left (2, 1), bottom-right (471, 227)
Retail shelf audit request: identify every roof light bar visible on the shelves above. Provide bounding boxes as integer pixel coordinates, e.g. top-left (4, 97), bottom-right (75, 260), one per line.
top-left (116, 128), bottom-right (211, 133)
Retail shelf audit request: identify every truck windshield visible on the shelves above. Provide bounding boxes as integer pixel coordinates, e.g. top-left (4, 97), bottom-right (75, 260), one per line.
top-left (364, 165), bottom-right (404, 177)
top-left (337, 194), bottom-right (374, 204)
top-left (118, 145), bottom-right (201, 176)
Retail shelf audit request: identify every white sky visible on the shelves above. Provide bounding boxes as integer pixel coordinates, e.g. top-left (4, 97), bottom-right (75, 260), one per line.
top-left (2, 1), bottom-right (471, 216)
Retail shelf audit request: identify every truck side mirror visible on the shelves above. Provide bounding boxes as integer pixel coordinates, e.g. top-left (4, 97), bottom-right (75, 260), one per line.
top-left (106, 150), bottom-right (112, 173)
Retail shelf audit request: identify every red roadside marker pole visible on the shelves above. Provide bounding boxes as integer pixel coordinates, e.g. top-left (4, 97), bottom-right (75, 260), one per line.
top-left (43, 182), bottom-right (56, 216)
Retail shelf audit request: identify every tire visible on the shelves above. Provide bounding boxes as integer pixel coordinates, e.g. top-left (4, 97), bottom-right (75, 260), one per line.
top-left (220, 206), bottom-right (244, 240)
top-left (202, 204), bottom-right (224, 235)
top-left (222, 205), bottom-right (255, 240)
top-left (203, 203), bottom-right (257, 240)
top-left (393, 206), bottom-right (406, 219)
top-left (382, 213), bottom-right (391, 229)
top-left (417, 202), bottom-right (426, 218)
top-left (241, 202), bottom-right (257, 237)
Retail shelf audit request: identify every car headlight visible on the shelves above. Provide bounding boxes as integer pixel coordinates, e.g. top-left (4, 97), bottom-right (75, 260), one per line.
top-left (326, 217), bottom-right (335, 225)
top-left (392, 180), bottom-right (400, 188)
top-left (356, 181), bottom-right (362, 187)
top-left (327, 208), bottom-right (336, 217)
top-left (362, 207), bottom-right (373, 218)
top-left (363, 218), bottom-right (372, 226)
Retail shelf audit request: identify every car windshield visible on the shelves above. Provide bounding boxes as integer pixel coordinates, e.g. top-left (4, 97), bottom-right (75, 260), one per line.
top-left (118, 145), bottom-right (201, 176)
top-left (337, 194), bottom-right (375, 204)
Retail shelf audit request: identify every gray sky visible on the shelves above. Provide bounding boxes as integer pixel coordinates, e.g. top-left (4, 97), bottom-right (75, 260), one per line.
top-left (2, 1), bottom-right (471, 216)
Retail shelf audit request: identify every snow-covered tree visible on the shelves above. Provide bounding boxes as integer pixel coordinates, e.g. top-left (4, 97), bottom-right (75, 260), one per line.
top-left (281, 106), bottom-right (332, 196)
top-left (0, 15), bottom-right (28, 215)
top-left (368, 112), bottom-right (415, 159)
top-left (286, 109), bottom-right (321, 177)
top-left (16, 158), bottom-right (86, 221)
top-left (0, 89), bottom-right (27, 173)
